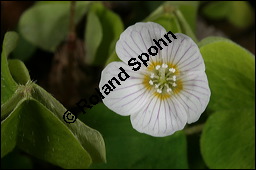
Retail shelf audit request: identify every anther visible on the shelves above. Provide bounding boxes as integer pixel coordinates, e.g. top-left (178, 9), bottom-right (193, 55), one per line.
top-left (149, 80), bottom-right (154, 85)
top-left (172, 82), bottom-right (177, 87)
top-left (157, 89), bottom-right (162, 93)
top-left (167, 88), bottom-right (172, 93)
top-left (162, 63), bottom-right (168, 68)
top-left (169, 68), bottom-right (176, 73)
top-left (150, 73), bottom-right (155, 78)
top-left (172, 75), bottom-right (176, 81)
top-left (156, 65), bottom-right (161, 70)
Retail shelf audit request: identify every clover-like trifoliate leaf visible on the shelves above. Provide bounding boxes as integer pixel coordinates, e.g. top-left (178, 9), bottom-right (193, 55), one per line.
top-left (19, 1), bottom-right (90, 52)
top-left (199, 37), bottom-right (255, 169)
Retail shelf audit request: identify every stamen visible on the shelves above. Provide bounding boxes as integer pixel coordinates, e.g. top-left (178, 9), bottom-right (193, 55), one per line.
top-left (147, 63), bottom-right (178, 95)
top-left (169, 68), bottom-right (176, 73)
top-left (150, 73), bottom-right (155, 78)
top-left (162, 63), bottom-right (168, 68)
top-left (167, 88), bottom-right (172, 93)
top-left (157, 89), bottom-right (162, 93)
top-left (155, 65), bottom-right (161, 70)
top-left (149, 80), bottom-right (154, 85)
top-left (172, 75), bottom-right (176, 81)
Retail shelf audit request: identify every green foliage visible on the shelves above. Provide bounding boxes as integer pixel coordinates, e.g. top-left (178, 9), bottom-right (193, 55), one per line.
top-left (1, 32), bottom-right (19, 105)
top-left (8, 59), bottom-right (31, 85)
top-left (19, 1), bottom-right (90, 52)
top-left (199, 37), bottom-right (255, 169)
top-left (1, 1), bottom-right (255, 169)
top-left (201, 109), bottom-right (255, 169)
top-left (200, 37), bottom-right (255, 111)
top-left (85, 2), bottom-right (124, 66)
top-left (1, 32), bottom-right (106, 168)
top-left (80, 103), bottom-right (188, 169)
top-left (202, 1), bottom-right (255, 29)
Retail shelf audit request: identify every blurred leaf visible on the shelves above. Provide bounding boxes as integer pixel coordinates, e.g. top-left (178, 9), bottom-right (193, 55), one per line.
top-left (199, 37), bottom-right (255, 168)
top-left (1, 32), bottom-right (19, 105)
top-left (80, 103), bottom-right (188, 169)
top-left (85, 10), bottom-right (103, 64)
top-left (227, 1), bottom-right (255, 29)
top-left (174, 9), bottom-right (198, 42)
top-left (201, 109), bottom-right (255, 169)
top-left (145, 2), bottom-right (198, 42)
top-left (146, 13), bottom-right (181, 33)
top-left (19, 1), bottom-right (90, 52)
top-left (104, 50), bottom-right (121, 66)
top-left (165, 1), bottom-right (199, 32)
top-left (12, 34), bottom-right (36, 62)
top-left (202, 1), bottom-right (254, 29)
top-left (202, 1), bottom-right (230, 19)
top-left (8, 59), bottom-right (31, 85)
top-left (200, 37), bottom-right (255, 111)
top-left (85, 2), bottom-right (123, 66)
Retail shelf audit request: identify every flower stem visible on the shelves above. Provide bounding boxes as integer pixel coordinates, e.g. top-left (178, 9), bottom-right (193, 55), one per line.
top-left (184, 123), bottom-right (204, 135)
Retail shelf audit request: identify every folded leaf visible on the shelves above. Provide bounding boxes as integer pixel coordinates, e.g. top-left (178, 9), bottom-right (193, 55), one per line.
top-left (1, 32), bottom-right (19, 105)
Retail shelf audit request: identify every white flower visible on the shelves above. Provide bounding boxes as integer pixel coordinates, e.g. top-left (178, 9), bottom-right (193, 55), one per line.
top-left (99, 22), bottom-right (211, 137)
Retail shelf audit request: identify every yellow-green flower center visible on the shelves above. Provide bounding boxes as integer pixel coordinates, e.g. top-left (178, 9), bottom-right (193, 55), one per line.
top-left (149, 63), bottom-right (177, 94)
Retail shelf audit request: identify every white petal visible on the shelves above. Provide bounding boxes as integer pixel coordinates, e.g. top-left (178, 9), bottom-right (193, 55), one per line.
top-left (130, 95), bottom-right (188, 137)
top-left (116, 22), bottom-right (167, 66)
top-left (99, 62), bottom-right (150, 116)
top-left (175, 72), bottom-right (211, 123)
top-left (162, 33), bottom-right (205, 73)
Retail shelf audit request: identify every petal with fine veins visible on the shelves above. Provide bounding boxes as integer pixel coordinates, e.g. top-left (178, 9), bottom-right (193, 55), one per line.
top-left (175, 72), bottom-right (211, 123)
top-left (130, 96), bottom-right (188, 137)
top-left (116, 22), bottom-right (167, 65)
top-left (99, 62), bottom-right (149, 116)
top-left (162, 33), bottom-right (205, 73)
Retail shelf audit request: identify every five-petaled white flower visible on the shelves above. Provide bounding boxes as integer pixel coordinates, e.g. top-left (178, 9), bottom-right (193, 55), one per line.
top-left (99, 22), bottom-right (211, 137)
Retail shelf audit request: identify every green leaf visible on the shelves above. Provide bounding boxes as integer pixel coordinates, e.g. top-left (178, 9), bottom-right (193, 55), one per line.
top-left (199, 37), bottom-right (255, 168)
top-left (1, 31), bottom-right (106, 168)
top-left (227, 1), bottom-right (255, 29)
top-left (165, 1), bottom-right (199, 32)
top-left (201, 109), bottom-right (255, 169)
top-left (1, 99), bottom-right (25, 158)
top-left (1, 149), bottom-right (33, 169)
top-left (145, 2), bottom-right (197, 42)
top-left (80, 103), bottom-right (188, 169)
top-left (17, 99), bottom-right (92, 169)
top-left (202, 1), bottom-right (254, 29)
top-left (104, 50), bottom-right (121, 66)
top-left (85, 2), bottom-right (124, 66)
top-left (200, 37), bottom-right (255, 111)
top-left (32, 84), bottom-right (106, 163)
top-left (174, 9), bottom-right (197, 43)
top-left (19, 1), bottom-right (90, 52)
top-left (202, 1), bottom-right (230, 19)
top-left (85, 6), bottom-right (103, 64)
top-left (146, 13), bottom-right (181, 33)
top-left (1, 32), bottom-right (19, 105)
top-left (8, 59), bottom-right (31, 85)
top-left (12, 34), bottom-right (36, 62)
